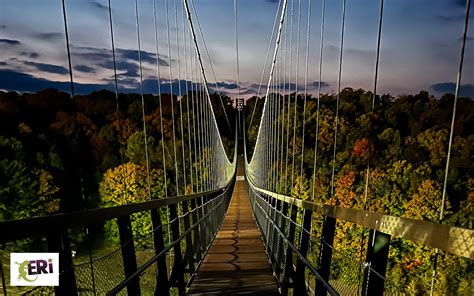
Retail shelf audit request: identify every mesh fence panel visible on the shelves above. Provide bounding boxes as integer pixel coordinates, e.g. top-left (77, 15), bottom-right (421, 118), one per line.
top-left (328, 221), bottom-right (366, 295)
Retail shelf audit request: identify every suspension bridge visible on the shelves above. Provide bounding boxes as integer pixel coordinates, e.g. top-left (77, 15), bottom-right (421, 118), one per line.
top-left (0, 0), bottom-right (473, 295)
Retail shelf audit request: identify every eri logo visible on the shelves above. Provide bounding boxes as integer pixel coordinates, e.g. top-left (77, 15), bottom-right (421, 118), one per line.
top-left (10, 253), bottom-right (59, 286)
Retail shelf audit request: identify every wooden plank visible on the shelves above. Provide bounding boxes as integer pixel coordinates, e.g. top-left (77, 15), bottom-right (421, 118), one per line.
top-left (187, 180), bottom-right (279, 295)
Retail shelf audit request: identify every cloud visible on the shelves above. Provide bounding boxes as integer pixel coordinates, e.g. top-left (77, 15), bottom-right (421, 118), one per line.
top-left (20, 51), bottom-right (40, 59)
top-left (74, 65), bottom-right (96, 73)
top-left (0, 68), bottom-right (223, 96)
top-left (274, 81), bottom-right (329, 91)
top-left (118, 67), bottom-right (139, 78)
top-left (452, 0), bottom-right (467, 7)
top-left (437, 14), bottom-right (465, 22)
top-left (215, 81), bottom-right (239, 90)
top-left (0, 39), bottom-right (21, 46)
top-left (430, 82), bottom-right (474, 97)
top-left (22, 61), bottom-right (69, 75)
top-left (90, 0), bottom-right (108, 10)
top-left (311, 81), bottom-right (330, 88)
top-left (72, 46), bottom-right (169, 75)
top-left (117, 48), bottom-right (169, 67)
top-left (33, 32), bottom-right (63, 41)
top-left (145, 79), bottom-right (203, 96)
top-left (239, 88), bottom-right (259, 95)
top-left (0, 69), bottom-right (112, 94)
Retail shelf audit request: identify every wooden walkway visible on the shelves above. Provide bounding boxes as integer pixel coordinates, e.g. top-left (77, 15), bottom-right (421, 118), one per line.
top-left (187, 159), bottom-right (279, 295)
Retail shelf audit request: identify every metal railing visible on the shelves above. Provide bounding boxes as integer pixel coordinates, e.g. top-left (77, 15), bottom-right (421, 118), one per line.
top-left (242, 113), bottom-right (473, 295)
top-left (0, 176), bottom-right (235, 295)
top-left (245, 175), bottom-right (474, 296)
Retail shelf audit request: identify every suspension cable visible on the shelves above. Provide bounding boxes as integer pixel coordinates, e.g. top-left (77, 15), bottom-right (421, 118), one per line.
top-left (152, 0), bottom-right (169, 198)
top-left (165, 0), bottom-right (180, 196)
top-left (329, 0), bottom-right (347, 199)
top-left (431, 0), bottom-right (471, 294)
top-left (248, 0), bottom-right (283, 132)
top-left (61, 0), bottom-right (74, 97)
top-left (182, 4), bottom-right (194, 194)
top-left (233, 0), bottom-right (240, 109)
top-left (311, 0), bottom-right (326, 201)
top-left (290, 0), bottom-right (302, 193)
top-left (299, 0), bottom-right (312, 190)
top-left (189, 0), bottom-right (232, 132)
top-left (174, 0), bottom-right (187, 195)
top-left (133, 0), bottom-right (152, 200)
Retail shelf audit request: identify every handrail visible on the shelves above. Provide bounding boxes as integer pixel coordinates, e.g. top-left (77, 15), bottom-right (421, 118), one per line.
top-left (243, 112), bottom-right (473, 260)
top-left (1, 119), bottom-right (239, 245)
top-left (107, 184), bottom-right (233, 295)
top-left (250, 186), bottom-right (339, 296)
top-left (0, 186), bottom-right (228, 244)
top-left (246, 175), bottom-right (474, 260)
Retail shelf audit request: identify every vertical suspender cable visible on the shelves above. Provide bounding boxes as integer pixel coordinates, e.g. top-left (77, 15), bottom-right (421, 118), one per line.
top-left (133, 0), bottom-right (152, 200)
top-left (252, 0), bottom-right (288, 175)
top-left (299, 0), bottom-right (312, 188)
top-left (182, 4), bottom-right (194, 193)
top-left (362, 0), bottom-right (384, 208)
top-left (439, 0), bottom-right (470, 224)
top-left (174, 0), bottom-right (187, 195)
top-left (430, 0), bottom-right (471, 294)
top-left (61, 1), bottom-right (95, 293)
top-left (357, 1), bottom-right (384, 293)
top-left (311, 0), bottom-right (326, 201)
top-left (165, 0), bottom-right (180, 196)
top-left (233, 0), bottom-right (240, 112)
top-left (61, 0), bottom-right (75, 97)
top-left (279, 19), bottom-right (287, 193)
top-left (107, 0), bottom-right (128, 200)
top-left (248, 0), bottom-right (283, 132)
top-left (329, 0), bottom-right (347, 199)
top-left (152, 0), bottom-right (169, 198)
top-left (290, 0), bottom-right (302, 192)
top-left (189, 0), bottom-right (232, 132)
top-left (285, 0), bottom-right (294, 194)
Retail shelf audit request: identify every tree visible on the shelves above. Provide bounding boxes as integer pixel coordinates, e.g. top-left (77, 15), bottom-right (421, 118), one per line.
top-left (99, 162), bottom-right (166, 249)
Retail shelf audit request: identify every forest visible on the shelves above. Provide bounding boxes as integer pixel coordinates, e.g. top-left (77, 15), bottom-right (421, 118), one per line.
top-left (245, 87), bottom-right (473, 294)
top-left (0, 86), bottom-right (472, 294)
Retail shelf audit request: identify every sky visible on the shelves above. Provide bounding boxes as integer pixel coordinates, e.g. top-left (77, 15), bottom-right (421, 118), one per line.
top-left (0, 0), bottom-right (472, 98)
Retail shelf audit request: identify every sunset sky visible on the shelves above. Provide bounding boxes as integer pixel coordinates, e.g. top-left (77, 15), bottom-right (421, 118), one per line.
top-left (0, 0), bottom-right (472, 98)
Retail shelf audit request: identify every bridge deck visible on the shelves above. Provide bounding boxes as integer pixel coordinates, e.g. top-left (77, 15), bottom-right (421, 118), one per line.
top-left (187, 161), bottom-right (279, 295)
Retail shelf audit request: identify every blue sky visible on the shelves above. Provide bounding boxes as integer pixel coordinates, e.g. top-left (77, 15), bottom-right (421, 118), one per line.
top-left (0, 0), bottom-right (472, 98)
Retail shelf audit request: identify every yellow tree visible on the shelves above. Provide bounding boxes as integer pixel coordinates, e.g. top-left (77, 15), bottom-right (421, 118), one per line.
top-left (100, 162), bottom-right (166, 249)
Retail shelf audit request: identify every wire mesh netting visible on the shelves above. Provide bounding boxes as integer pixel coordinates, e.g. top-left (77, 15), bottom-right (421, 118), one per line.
top-left (327, 221), bottom-right (366, 295)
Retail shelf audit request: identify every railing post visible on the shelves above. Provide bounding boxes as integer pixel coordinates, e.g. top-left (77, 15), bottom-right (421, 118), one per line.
top-left (116, 215), bottom-right (140, 295)
top-left (274, 199), bottom-right (284, 276)
top-left (362, 229), bottom-right (391, 296)
top-left (268, 196), bottom-right (278, 256)
top-left (150, 208), bottom-right (169, 296)
top-left (182, 200), bottom-right (195, 275)
top-left (190, 199), bottom-right (202, 263)
top-left (281, 203), bottom-right (297, 294)
top-left (47, 231), bottom-right (77, 296)
top-left (168, 204), bottom-right (185, 294)
top-left (294, 209), bottom-right (313, 295)
top-left (315, 215), bottom-right (336, 296)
